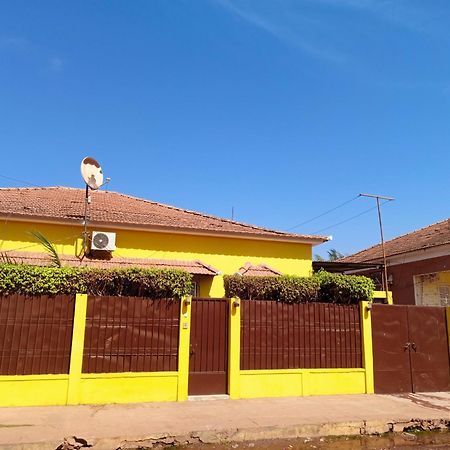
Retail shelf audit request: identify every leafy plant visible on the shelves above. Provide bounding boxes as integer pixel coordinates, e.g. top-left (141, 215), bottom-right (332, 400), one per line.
top-left (314, 248), bottom-right (345, 261)
top-left (224, 275), bottom-right (319, 303)
top-left (314, 270), bottom-right (374, 304)
top-left (0, 264), bottom-right (193, 298)
top-left (30, 231), bottom-right (62, 268)
top-left (224, 270), bottom-right (374, 304)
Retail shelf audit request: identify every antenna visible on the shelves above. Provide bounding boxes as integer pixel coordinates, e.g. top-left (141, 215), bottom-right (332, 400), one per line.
top-left (359, 193), bottom-right (395, 303)
top-left (80, 157), bottom-right (105, 257)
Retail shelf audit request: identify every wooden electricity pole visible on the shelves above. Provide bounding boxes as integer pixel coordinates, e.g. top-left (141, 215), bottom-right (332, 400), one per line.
top-left (359, 193), bottom-right (394, 302)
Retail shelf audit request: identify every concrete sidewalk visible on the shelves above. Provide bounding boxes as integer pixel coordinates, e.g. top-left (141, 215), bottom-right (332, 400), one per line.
top-left (0, 392), bottom-right (449, 449)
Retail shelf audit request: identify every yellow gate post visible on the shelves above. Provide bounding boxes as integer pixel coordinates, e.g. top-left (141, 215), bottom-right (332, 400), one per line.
top-left (177, 296), bottom-right (192, 401)
top-left (360, 301), bottom-right (374, 394)
top-left (228, 297), bottom-right (241, 399)
top-left (67, 293), bottom-right (88, 405)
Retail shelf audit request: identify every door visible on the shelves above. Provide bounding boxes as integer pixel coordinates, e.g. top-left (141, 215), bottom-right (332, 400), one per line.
top-left (372, 305), bottom-right (450, 394)
top-left (408, 306), bottom-right (450, 392)
top-left (372, 305), bottom-right (412, 393)
top-left (188, 298), bottom-right (229, 395)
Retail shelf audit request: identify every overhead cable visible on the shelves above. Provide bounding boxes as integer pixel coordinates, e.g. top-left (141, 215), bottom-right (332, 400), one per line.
top-left (287, 195), bottom-right (359, 231)
top-left (0, 173), bottom-right (41, 188)
top-left (312, 201), bottom-right (390, 234)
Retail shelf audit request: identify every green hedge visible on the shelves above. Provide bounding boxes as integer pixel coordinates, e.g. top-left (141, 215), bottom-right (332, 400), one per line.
top-left (0, 264), bottom-right (193, 298)
top-left (314, 270), bottom-right (374, 304)
top-left (224, 275), bottom-right (319, 303)
top-left (224, 271), bottom-right (374, 304)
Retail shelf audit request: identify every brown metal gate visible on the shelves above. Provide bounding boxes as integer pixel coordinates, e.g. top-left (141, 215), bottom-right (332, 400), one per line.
top-left (241, 301), bottom-right (362, 370)
top-left (188, 298), bottom-right (229, 395)
top-left (372, 305), bottom-right (450, 394)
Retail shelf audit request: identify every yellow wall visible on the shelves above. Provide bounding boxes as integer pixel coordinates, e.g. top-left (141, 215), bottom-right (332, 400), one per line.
top-left (239, 369), bottom-right (367, 398)
top-left (229, 299), bottom-right (374, 399)
top-left (0, 297), bottom-right (375, 407)
top-left (0, 220), bottom-right (313, 297)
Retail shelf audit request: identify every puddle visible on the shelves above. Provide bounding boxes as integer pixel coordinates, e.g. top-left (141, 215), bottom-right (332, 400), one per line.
top-left (181, 431), bottom-right (450, 450)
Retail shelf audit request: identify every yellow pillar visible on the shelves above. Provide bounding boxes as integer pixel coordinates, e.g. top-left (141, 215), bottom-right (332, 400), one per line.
top-left (177, 296), bottom-right (192, 401)
top-left (360, 301), bottom-right (374, 394)
top-left (373, 291), bottom-right (393, 304)
top-left (67, 293), bottom-right (88, 405)
top-left (228, 297), bottom-right (241, 399)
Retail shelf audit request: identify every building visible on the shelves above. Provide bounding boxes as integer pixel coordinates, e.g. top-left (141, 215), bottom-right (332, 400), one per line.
top-left (340, 218), bottom-right (450, 306)
top-left (0, 187), bottom-right (327, 297)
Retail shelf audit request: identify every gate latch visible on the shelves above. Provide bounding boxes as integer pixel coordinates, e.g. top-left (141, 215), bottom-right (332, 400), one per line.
top-left (403, 342), bottom-right (417, 352)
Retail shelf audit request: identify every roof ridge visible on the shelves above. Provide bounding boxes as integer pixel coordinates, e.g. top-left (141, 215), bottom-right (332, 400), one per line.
top-left (106, 190), bottom-right (300, 237)
top-left (341, 216), bottom-right (450, 261)
top-left (0, 186), bottom-right (327, 242)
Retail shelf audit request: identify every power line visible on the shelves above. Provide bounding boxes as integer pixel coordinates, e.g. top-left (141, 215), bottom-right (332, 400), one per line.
top-left (0, 173), bottom-right (41, 188)
top-left (287, 196), bottom-right (359, 231)
top-left (312, 201), bottom-right (390, 234)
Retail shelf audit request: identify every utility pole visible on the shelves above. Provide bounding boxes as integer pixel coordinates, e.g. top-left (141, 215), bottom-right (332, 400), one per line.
top-left (359, 193), bottom-right (394, 302)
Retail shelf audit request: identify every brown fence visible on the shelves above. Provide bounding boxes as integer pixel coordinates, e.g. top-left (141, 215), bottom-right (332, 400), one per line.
top-left (0, 295), bottom-right (75, 375)
top-left (241, 301), bottom-right (362, 370)
top-left (83, 296), bottom-right (180, 373)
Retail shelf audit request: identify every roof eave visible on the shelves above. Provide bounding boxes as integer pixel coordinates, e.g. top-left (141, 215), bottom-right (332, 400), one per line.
top-left (1, 214), bottom-right (329, 245)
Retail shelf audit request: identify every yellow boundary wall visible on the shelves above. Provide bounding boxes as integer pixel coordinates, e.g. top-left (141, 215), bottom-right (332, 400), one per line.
top-left (0, 294), bottom-right (192, 407)
top-left (0, 296), bottom-right (375, 406)
top-left (227, 298), bottom-right (374, 399)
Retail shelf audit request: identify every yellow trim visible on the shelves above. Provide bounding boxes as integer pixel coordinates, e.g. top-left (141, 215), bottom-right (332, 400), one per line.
top-left (360, 301), bottom-right (374, 394)
top-left (177, 296), bottom-right (192, 401)
top-left (78, 373), bottom-right (179, 404)
top-left (228, 297), bottom-right (241, 399)
top-left (239, 368), bottom-right (366, 398)
top-left (373, 290), bottom-right (393, 304)
top-left (0, 375), bottom-right (70, 406)
top-left (67, 293), bottom-right (88, 405)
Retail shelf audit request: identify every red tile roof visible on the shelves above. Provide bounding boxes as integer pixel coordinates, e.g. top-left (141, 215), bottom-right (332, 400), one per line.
top-left (3, 251), bottom-right (219, 275)
top-left (237, 262), bottom-right (282, 276)
top-left (340, 218), bottom-right (450, 263)
top-left (0, 187), bottom-right (326, 244)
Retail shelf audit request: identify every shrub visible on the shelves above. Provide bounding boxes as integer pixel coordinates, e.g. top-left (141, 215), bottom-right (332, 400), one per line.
top-left (224, 274), bottom-right (319, 303)
top-left (314, 270), bottom-right (374, 304)
top-left (0, 264), bottom-right (193, 298)
top-left (224, 271), bottom-right (374, 304)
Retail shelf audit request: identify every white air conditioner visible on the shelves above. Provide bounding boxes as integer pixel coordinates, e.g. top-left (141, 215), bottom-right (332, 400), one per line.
top-left (91, 231), bottom-right (116, 251)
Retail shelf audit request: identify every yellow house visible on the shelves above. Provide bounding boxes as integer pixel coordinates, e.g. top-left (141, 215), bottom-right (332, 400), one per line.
top-left (0, 187), bottom-right (328, 297)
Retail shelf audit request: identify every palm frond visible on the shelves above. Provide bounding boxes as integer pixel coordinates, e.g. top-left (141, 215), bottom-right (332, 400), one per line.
top-left (30, 231), bottom-right (62, 268)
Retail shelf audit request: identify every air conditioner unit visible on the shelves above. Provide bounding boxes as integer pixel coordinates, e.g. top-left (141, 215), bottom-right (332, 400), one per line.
top-left (91, 231), bottom-right (116, 251)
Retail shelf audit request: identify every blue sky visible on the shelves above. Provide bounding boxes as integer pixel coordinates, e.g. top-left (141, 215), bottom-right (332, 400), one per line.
top-left (1, 0), bottom-right (450, 257)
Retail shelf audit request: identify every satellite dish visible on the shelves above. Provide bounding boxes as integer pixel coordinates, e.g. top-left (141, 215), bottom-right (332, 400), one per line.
top-left (80, 157), bottom-right (104, 190)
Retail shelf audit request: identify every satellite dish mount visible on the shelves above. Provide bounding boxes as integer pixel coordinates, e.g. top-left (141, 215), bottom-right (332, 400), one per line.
top-left (80, 157), bottom-right (105, 257)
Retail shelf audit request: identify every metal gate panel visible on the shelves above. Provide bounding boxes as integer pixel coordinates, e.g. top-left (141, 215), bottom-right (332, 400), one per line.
top-left (372, 305), bottom-right (412, 394)
top-left (241, 301), bottom-right (362, 370)
top-left (83, 296), bottom-right (180, 373)
top-left (0, 295), bottom-right (74, 375)
top-left (188, 298), bottom-right (228, 395)
top-left (408, 306), bottom-right (450, 392)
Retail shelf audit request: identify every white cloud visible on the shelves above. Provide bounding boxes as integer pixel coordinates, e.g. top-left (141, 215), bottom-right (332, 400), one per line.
top-left (212, 0), bottom-right (345, 63)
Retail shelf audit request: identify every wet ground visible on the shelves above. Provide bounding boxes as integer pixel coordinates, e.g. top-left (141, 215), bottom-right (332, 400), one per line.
top-left (182, 431), bottom-right (450, 450)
